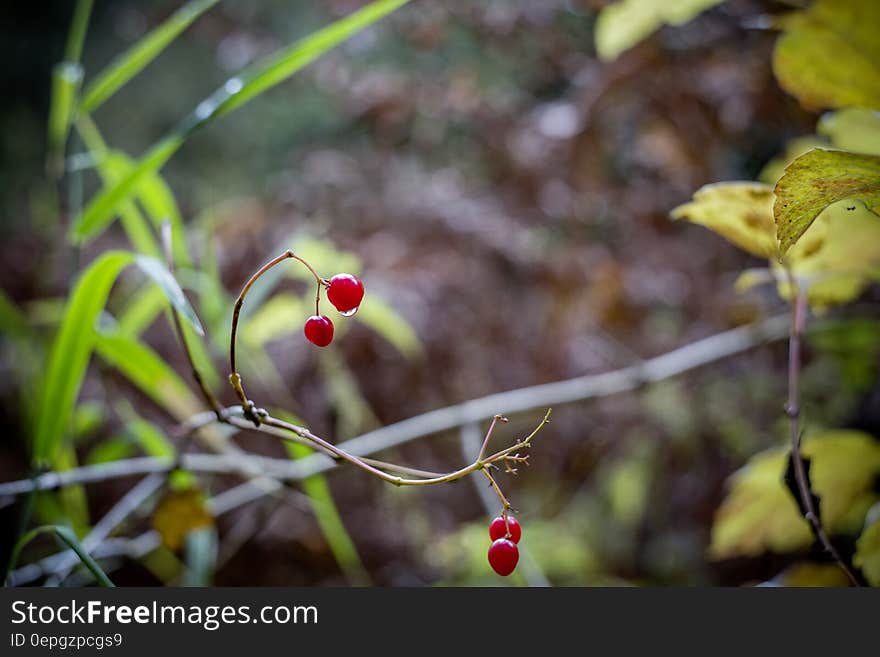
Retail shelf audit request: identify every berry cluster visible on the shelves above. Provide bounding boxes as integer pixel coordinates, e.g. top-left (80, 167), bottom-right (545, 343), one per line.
top-left (487, 514), bottom-right (521, 576)
top-left (304, 273), bottom-right (365, 347)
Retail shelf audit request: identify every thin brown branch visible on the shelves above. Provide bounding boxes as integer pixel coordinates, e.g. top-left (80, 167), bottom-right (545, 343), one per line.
top-left (477, 414), bottom-right (508, 461)
top-left (784, 270), bottom-right (861, 586)
top-left (161, 222), bottom-right (225, 419)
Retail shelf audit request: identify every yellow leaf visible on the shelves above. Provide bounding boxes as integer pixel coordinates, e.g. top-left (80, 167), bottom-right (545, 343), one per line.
top-left (671, 182), bottom-right (778, 258)
top-left (854, 506), bottom-right (880, 586)
top-left (774, 148), bottom-right (880, 255)
top-left (710, 430), bottom-right (880, 560)
top-left (777, 562), bottom-right (852, 587)
top-left (594, 0), bottom-right (724, 61)
top-left (759, 136), bottom-right (828, 185)
top-left (775, 200), bottom-right (880, 309)
top-left (818, 109), bottom-right (880, 156)
top-left (152, 488), bottom-right (213, 551)
top-left (675, 176), bottom-right (880, 309)
top-left (772, 0), bottom-right (880, 110)
top-left (733, 268), bottom-right (774, 293)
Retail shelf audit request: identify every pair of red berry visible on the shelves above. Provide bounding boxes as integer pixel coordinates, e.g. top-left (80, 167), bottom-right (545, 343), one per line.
top-left (487, 515), bottom-right (521, 576)
top-left (303, 273), bottom-right (365, 347)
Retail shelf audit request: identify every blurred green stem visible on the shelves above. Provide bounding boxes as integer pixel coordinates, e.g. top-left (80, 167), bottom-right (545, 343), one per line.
top-left (64, 0), bottom-right (93, 62)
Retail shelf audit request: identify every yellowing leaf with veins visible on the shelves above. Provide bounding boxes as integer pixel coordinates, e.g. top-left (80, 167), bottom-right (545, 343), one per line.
top-left (759, 136), bottom-right (829, 185)
top-left (594, 0), bottom-right (724, 61)
top-left (774, 149), bottom-right (880, 255)
top-left (775, 200), bottom-right (880, 309)
top-left (710, 430), bottom-right (880, 560)
top-left (671, 182), bottom-right (778, 259)
top-left (674, 177), bottom-right (880, 309)
top-left (772, 0), bottom-right (880, 110)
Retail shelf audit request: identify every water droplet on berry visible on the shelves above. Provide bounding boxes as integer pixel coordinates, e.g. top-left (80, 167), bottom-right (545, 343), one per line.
top-left (339, 306), bottom-right (359, 318)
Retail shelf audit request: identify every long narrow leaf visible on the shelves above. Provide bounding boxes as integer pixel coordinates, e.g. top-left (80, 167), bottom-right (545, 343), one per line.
top-left (117, 283), bottom-right (167, 335)
top-left (78, 130), bottom-right (163, 259)
top-left (77, 115), bottom-right (190, 266)
top-left (134, 255), bottom-right (204, 336)
top-left (71, 137), bottom-right (180, 243)
top-left (32, 251), bottom-right (133, 466)
top-left (180, 319), bottom-right (221, 388)
top-left (71, 0), bottom-right (411, 245)
top-left (54, 446), bottom-right (91, 536)
top-left (47, 63), bottom-right (84, 175)
top-left (5, 525), bottom-right (113, 587)
top-left (281, 417), bottom-right (370, 586)
top-left (46, 0), bottom-right (93, 176)
top-left (94, 331), bottom-right (201, 420)
top-left (80, 0), bottom-right (219, 113)
top-left (64, 0), bottom-right (94, 63)
top-left (116, 283), bottom-right (222, 389)
top-left (118, 205), bottom-right (163, 259)
top-left (115, 399), bottom-right (177, 458)
top-left (136, 167), bottom-right (192, 268)
top-left (214, 0), bottom-right (411, 118)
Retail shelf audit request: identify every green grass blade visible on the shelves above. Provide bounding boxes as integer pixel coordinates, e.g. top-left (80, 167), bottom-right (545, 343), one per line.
top-left (79, 114), bottom-right (189, 265)
top-left (47, 63), bottom-right (84, 176)
top-left (5, 525), bottom-right (113, 587)
top-left (94, 331), bottom-right (201, 421)
top-left (136, 167), bottom-right (192, 268)
top-left (86, 437), bottom-right (136, 464)
top-left (70, 0), bottom-right (411, 245)
top-left (117, 284), bottom-right (166, 336)
top-left (127, 418), bottom-right (176, 459)
top-left (133, 255), bottom-right (204, 336)
top-left (80, 0), bottom-right (219, 113)
top-left (116, 400), bottom-right (177, 458)
top-left (71, 137), bottom-right (182, 244)
top-left (214, 0), bottom-right (411, 119)
top-left (118, 203), bottom-right (163, 259)
top-left (115, 278), bottom-right (221, 390)
top-left (54, 446), bottom-right (91, 536)
top-left (32, 251), bottom-right (134, 466)
top-left (282, 424), bottom-right (370, 586)
top-left (76, 119), bottom-right (163, 258)
top-left (355, 295), bottom-right (422, 359)
top-left (64, 0), bottom-right (94, 63)
top-left (46, 0), bottom-right (93, 177)
top-left (179, 318), bottom-right (221, 388)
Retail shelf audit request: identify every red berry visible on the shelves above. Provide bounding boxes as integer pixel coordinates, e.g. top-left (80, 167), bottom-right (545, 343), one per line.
top-left (327, 274), bottom-right (365, 314)
top-left (304, 315), bottom-right (334, 347)
top-left (488, 538), bottom-right (519, 576)
top-left (489, 515), bottom-right (521, 544)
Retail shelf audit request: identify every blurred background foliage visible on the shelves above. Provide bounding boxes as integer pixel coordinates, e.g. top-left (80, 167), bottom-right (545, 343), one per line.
top-left (0, 0), bottom-right (878, 586)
